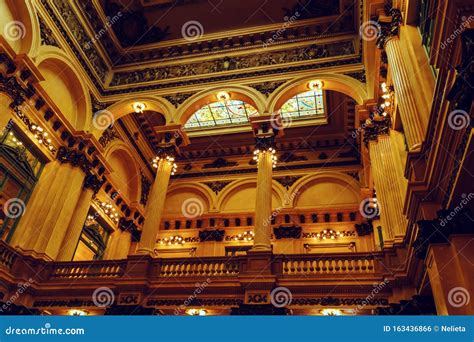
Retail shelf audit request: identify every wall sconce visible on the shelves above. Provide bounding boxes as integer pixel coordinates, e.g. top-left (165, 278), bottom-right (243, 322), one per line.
top-left (68, 309), bottom-right (88, 316)
top-left (216, 91), bottom-right (230, 104)
top-left (133, 102), bottom-right (146, 113)
top-left (320, 308), bottom-right (342, 316)
top-left (159, 235), bottom-right (184, 246)
top-left (187, 308), bottom-right (207, 316)
top-left (308, 80), bottom-right (324, 91)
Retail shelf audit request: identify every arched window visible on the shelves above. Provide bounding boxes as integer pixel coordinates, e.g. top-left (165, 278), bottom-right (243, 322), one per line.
top-left (280, 89), bottom-right (325, 118)
top-left (184, 100), bottom-right (258, 129)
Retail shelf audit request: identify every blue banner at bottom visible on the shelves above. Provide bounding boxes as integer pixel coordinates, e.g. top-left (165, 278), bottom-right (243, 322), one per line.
top-left (0, 316), bottom-right (473, 342)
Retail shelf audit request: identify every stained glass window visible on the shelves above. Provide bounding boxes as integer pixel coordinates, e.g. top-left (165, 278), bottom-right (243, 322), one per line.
top-left (184, 100), bottom-right (258, 129)
top-left (280, 89), bottom-right (325, 118)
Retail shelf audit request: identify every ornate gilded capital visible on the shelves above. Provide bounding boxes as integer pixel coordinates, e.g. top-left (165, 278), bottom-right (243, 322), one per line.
top-left (362, 116), bottom-right (391, 146)
top-left (56, 146), bottom-right (91, 172)
top-left (376, 7), bottom-right (403, 49)
top-left (83, 173), bottom-right (104, 194)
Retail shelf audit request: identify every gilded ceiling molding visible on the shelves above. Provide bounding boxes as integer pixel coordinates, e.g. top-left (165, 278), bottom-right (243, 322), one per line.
top-left (110, 40), bottom-right (355, 87)
top-left (38, 16), bottom-right (59, 48)
top-left (40, 0), bottom-right (108, 82)
top-left (75, 0), bottom-right (356, 65)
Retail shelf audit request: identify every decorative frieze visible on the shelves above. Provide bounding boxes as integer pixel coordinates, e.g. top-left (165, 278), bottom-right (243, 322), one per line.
top-left (355, 221), bottom-right (374, 236)
top-left (203, 158), bottom-right (238, 169)
top-left (98, 126), bottom-right (119, 148)
top-left (163, 93), bottom-right (195, 107)
top-left (373, 295), bottom-right (436, 315)
top-left (199, 229), bottom-right (225, 242)
top-left (38, 16), bottom-right (59, 47)
top-left (249, 80), bottom-right (286, 97)
top-left (273, 225), bottom-right (302, 239)
top-left (202, 180), bottom-right (232, 194)
top-left (274, 175), bottom-right (302, 190)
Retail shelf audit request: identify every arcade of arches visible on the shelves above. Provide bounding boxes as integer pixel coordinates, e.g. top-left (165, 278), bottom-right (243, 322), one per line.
top-left (0, 0), bottom-right (472, 316)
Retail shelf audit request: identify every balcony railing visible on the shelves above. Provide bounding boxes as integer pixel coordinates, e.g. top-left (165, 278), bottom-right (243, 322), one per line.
top-left (0, 241), bottom-right (383, 286)
top-left (159, 257), bottom-right (241, 277)
top-left (279, 253), bottom-right (378, 276)
top-left (49, 261), bottom-right (127, 279)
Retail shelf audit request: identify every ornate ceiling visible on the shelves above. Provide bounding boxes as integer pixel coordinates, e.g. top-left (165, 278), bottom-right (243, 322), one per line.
top-left (39, 0), bottom-right (364, 95)
top-left (38, 0), bottom-right (364, 174)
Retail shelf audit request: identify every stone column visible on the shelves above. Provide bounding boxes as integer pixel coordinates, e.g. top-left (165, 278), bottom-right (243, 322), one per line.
top-left (136, 158), bottom-right (173, 254)
top-left (10, 160), bottom-right (62, 247)
top-left (377, 8), bottom-right (425, 151)
top-left (103, 230), bottom-right (121, 260)
top-left (56, 174), bottom-right (103, 261)
top-left (252, 149), bottom-right (274, 251)
top-left (249, 114), bottom-right (282, 252)
top-left (368, 132), bottom-right (407, 244)
top-left (136, 125), bottom-right (188, 255)
top-left (115, 229), bottom-right (133, 259)
top-left (426, 235), bottom-right (474, 315)
top-left (11, 147), bottom-right (91, 260)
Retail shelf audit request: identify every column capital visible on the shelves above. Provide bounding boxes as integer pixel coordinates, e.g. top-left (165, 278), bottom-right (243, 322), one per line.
top-left (56, 146), bottom-right (91, 172)
top-left (155, 124), bottom-right (189, 153)
top-left (363, 116), bottom-right (391, 146)
top-left (250, 114), bottom-right (284, 150)
top-left (83, 172), bottom-right (104, 194)
top-left (376, 7), bottom-right (403, 49)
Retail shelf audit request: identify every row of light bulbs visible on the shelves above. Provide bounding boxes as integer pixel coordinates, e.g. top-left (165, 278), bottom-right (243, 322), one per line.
top-left (99, 201), bottom-right (120, 222)
top-left (159, 235), bottom-right (184, 245)
top-left (253, 147), bottom-right (278, 168)
top-left (152, 155), bottom-right (178, 175)
top-left (30, 124), bottom-right (54, 151)
top-left (313, 229), bottom-right (348, 240)
top-left (232, 230), bottom-right (255, 241)
top-left (379, 82), bottom-right (393, 116)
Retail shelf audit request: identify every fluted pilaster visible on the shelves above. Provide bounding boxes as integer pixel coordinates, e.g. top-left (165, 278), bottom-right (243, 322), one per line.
top-left (385, 38), bottom-right (425, 151)
top-left (252, 150), bottom-right (274, 251)
top-left (369, 132), bottom-right (408, 243)
top-left (136, 159), bottom-right (172, 254)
